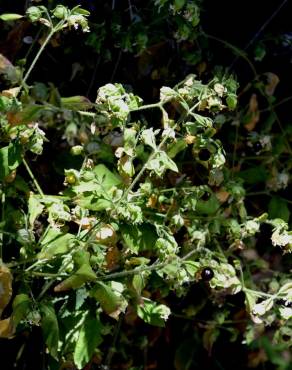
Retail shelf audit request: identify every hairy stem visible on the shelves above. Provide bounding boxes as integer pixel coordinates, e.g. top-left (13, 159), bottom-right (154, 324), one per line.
top-left (23, 158), bottom-right (45, 197)
top-left (22, 29), bottom-right (55, 86)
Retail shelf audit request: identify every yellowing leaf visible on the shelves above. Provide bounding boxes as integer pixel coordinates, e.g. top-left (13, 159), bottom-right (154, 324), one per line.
top-left (264, 72), bottom-right (279, 96)
top-left (244, 94), bottom-right (260, 131)
top-left (0, 263), bottom-right (12, 316)
top-left (0, 317), bottom-right (14, 338)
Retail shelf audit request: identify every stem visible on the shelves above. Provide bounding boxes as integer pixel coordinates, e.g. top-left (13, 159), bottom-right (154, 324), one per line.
top-left (100, 247), bottom-right (198, 281)
top-left (22, 29), bottom-right (55, 86)
top-left (23, 158), bottom-right (45, 197)
top-left (100, 261), bottom-right (167, 281)
top-left (231, 124), bottom-right (239, 179)
top-left (77, 102), bottom-right (163, 118)
top-left (104, 315), bottom-right (123, 367)
top-left (0, 189), bottom-right (5, 260)
top-left (131, 102), bottom-right (163, 111)
top-left (243, 288), bottom-right (274, 299)
top-left (26, 271), bottom-right (64, 278)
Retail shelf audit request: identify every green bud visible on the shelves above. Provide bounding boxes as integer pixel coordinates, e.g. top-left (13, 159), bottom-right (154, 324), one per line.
top-left (226, 94), bottom-right (237, 110)
top-left (26, 6), bottom-right (42, 22)
top-left (52, 5), bottom-right (68, 20)
top-left (70, 145), bottom-right (84, 156)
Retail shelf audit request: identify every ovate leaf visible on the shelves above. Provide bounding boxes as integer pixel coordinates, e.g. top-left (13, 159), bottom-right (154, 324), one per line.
top-left (93, 164), bottom-right (121, 189)
top-left (141, 128), bottom-right (157, 149)
top-left (137, 299), bottom-right (171, 327)
top-left (0, 144), bottom-right (23, 181)
top-left (54, 264), bottom-right (96, 292)
top-left (73, 314), bottom-right (103, 370)
top-left (120, 223), bottom-right (157, 254)
top-left (28, 195), bottom-right (44, 229)
top-left (40, 302), bottom-right (59, 360)
top-left (90, 281), bottom-right (127, 319)
top-left (38, 228), bottom-right (76, 259)
top-left (61, 96), bottom-right (92, 111)
top-left (12, 294), bottom-right (31, 326)
top-left (268, 196), bottom-right (290, 223)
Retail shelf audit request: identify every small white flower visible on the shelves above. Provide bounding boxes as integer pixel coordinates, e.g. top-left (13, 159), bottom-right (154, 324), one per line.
top-left (271, 229), bottom-right (292, 247)
top-left (259, 135), bottom-right (272, 150)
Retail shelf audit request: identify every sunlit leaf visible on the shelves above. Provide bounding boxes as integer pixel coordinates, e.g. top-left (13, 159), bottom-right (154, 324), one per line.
top-left (40, 302), bottom-right (59, 360)
top-left (73, 314), bottom-right (103, 369)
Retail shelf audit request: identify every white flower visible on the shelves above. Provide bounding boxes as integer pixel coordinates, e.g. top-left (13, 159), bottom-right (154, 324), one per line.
top-left (259, 135), bottom-right (272, 150)
top-left (271, 229), bottom-right (292, 247)
top-left (279, 307), bottom-right (292, 320)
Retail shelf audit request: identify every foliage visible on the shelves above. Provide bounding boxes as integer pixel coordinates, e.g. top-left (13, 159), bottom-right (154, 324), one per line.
top-left (0, 2), bottom-right (291, 370)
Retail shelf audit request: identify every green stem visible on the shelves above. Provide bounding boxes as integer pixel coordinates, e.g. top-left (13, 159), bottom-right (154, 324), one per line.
top-left (25, 271), bottom-right (64, 278)
top-left (243, 288), bottom-right (275, 299)
top-left (131, 102), bottom-right (163, 111)
top-left (23, 158), bottom-right (45, 198)
top-left (0, 189), bottom-right (5, 260)
top-left (100, 247), bottom-right (198, 281)
top-left (22, 29), bottom-right (55, 86)
top-left (77, 102), bottom-right (163, 119)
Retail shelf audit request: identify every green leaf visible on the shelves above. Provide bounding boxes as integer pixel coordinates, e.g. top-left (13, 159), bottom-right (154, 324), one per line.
top-left (137, 299), bottom-right (171, 327)
top-left (28, 195), bottom-right (44, 229)
top-left (0, 146), bottom-right (10, 180)
top-left (16, 104), bottom-right (44, 124)
top-left (132, 274), bottom-right (145, 296)
top-left (195, 194), bottom-right (220, 215)
top-left (61, 96), bottom-right (92, 110)
top-left (238, 166), bottom-right (268, 184)
top-left (0, 13), bottom-right (23, 21)
top-left (93, 164), bottom-right (122, 189)
top-left (167, 139), bottom-right (187, 158)
top-left (71, 6), bottom-right (91, 16)
top-left (226, 94), bottom-right (237, 110)
top-left (75, 195), bottom-right (113, 211)
top-left (90, 281), bottom-right (126, 319)
top-left (40, 302), bottom-right (59, 360)
top-left (120, 223), bottom-right (157, 254)
top-left (193, 114), bottom-right (213, 128)
top-left (157, 151), bottom-right (178, 172)
top-left (0, 144), bottom-right (23, 180)
top-left (244, 290), bottom-right (256, 313)
top-left (268, 196), bottom-right (290, 223)
top-left (73, 314), bottom-right (103, 370)
top-left (278, 282), bottom-right (292, 297)
top-left (38, 228), bottom-right (76, 259)
top-left (12, 294), bottom-right (31, 326)
top-left (147, 151), bottom-right (179, 176)
top-left (54, 264), bottom-right (96, 292)
top-left (182, 260), bottom-right (200, 277)
top-left (141, 128), bottom-right (157, 149)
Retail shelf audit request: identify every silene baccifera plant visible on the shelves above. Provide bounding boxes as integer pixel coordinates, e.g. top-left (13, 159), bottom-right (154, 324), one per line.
top-left (0, 3), bottom-right (291, 370)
